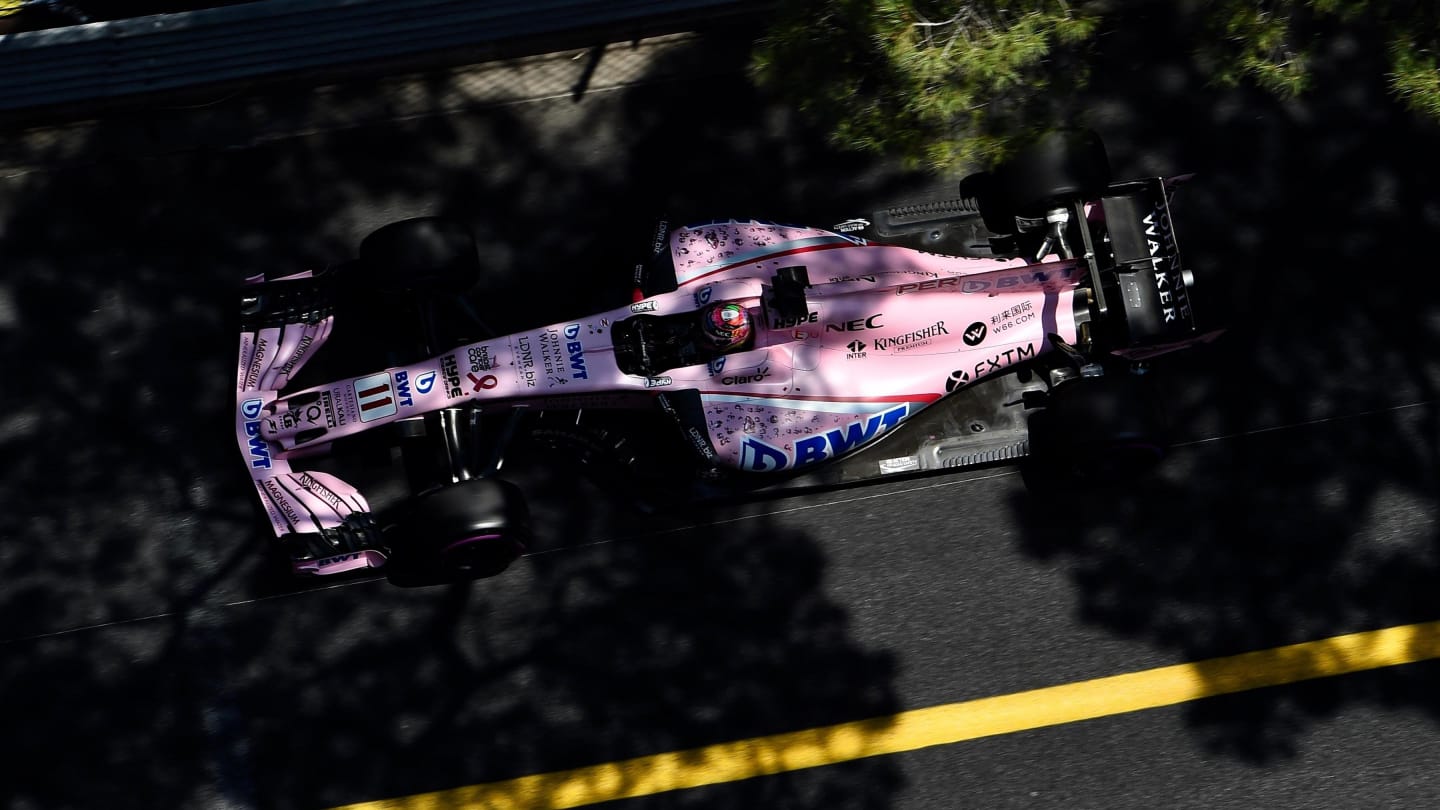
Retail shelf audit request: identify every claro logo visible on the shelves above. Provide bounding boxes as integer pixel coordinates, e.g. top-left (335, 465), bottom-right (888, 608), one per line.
top-left (240, 398), bottom-right (272, 469)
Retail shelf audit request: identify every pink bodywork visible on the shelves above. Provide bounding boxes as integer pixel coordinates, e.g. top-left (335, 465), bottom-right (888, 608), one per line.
top-left (236, 222), bottom-right (1085, 564)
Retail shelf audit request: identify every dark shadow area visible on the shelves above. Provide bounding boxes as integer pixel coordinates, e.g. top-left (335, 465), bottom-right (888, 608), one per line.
top-left (0, 28), bottom-right (916, 809)
top-left (1008, 4), bottom-right (1440, 764)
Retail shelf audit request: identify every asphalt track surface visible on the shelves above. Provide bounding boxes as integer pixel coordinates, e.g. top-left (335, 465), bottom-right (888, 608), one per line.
top-left (3, 16), bottom-right (1440, 810)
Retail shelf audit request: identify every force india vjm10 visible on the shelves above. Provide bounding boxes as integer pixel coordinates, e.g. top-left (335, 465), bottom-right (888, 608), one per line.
top-left (234, 131), bottom-right (1218, 586)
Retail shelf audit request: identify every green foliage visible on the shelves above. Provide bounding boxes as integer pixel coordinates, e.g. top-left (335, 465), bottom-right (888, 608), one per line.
top-left (752, 0), bottom-right (1440, 173)
top-left (752, 0), bottom-right (1103, 169)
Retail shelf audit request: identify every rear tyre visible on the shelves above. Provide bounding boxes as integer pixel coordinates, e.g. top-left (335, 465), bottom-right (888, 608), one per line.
top-left (358, 217), bottom-right (481, 294)
top-left (385, 477), bottom-right (531, 587)
top-left (959, 170), bottom-right (1019, 237)
top-left (1025, 373), bottom-right (1165, 489)
top-left (994, 129), bottom-right (1111, 216)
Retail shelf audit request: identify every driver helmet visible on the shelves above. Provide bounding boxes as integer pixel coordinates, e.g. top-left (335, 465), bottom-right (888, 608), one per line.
top-left (701, 302), bottom-right (753, 349)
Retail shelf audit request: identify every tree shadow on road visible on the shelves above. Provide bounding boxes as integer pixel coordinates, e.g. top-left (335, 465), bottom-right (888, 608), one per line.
top-left (0, 28), bottom-right (917, 809)
top-left (1008, 3), bottom-right (1440, 765)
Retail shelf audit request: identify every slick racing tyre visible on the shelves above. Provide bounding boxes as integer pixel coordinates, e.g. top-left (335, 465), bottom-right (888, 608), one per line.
top-left (959, 170), bottom-right (1020, 237)
top-left (385, 477), bottom-right (531, 587)
top-left (358, 217), bottom-right (481, 294)
top-left (993, 129), bottom-right (1111, 217)
top-left (1025, 373), bottom-right (1165, 488)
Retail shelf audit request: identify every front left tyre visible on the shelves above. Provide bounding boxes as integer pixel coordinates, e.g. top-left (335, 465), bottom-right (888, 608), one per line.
top-left (384, 476), bottom-right (531, 587)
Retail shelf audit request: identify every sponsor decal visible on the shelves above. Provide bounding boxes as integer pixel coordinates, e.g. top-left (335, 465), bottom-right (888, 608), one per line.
top-left (686, 426), bottom-right (717, 461)
top-left (962, 344), bottom-right (1037, 382)
top-left (240, 397), bottom-right (272, 469)
top-left (515, 336), bottom-right (536, 388)
top-left (261, 478), bottom-right (301, 526)
top-left (277, 335), bottom-right (314, 377)
top-left (395, 370), bottom-right (414, 407)
top-left (275, 396), bottom-right (334, 431)
top-left (645, 376), bottom-right (673, 388)
top-left (827, 275), bottom-right (877, 283)
top-left (707, 357), bottom-right (726, 375)
top-left (770, 311), bottom-right (819, 329)
top-left (963, 322), bottom-right (987, 346)
top-left (440, 355), bottom-right (464, 398)
top-left (873, 321), bottom-right (949, 352)
top-left (846, 340), bottom-right (867, 360)
top-left (243, 336), bottom-right (268, 391)
top-left (721, 365), bottom-right (772, 385)
top-left (468, 346), bottom-right (495, 373)
top-left (895, 264), bottom-right (1079, 295)
top-left (353, 373), bottom-right (398, 422)
top-left (630, 300), bottom-right (658, 314)
top-left (415, 371), bottom-right (436, 395)
top-left (468, 373), bottom-right (498, 392)
top-left (695, 286), bottom-right (714, 306)
top-left (651, 220), bottom-right (670, 256)
top-left (739, 403), bottom-right (910, 471)
top-left (945, 369), bottom-right (971, 392)
top-left (989, 300), bottom-right (1036, 336)
top-left (1144, 210), bottom-right (1191, 324)
top-left (563, 324), bottom-right (589, 380)
top-left (833, 218), bottom-right (871, 233)
top-left (825, 314), bottom-right (884, 333)
top-left (296, 472), bottom-right (344, 512)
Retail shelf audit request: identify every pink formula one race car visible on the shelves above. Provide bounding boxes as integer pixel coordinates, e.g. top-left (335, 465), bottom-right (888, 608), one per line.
top-left (234, 132), bottom-right (1218, 586)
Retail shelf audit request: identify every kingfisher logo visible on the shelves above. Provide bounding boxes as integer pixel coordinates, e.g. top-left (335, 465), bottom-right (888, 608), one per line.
top-left (240, 398), bottom-right (272, 469)
top-left (415, 371), bottom-right (436, 395)
top-left (563, 323), bottom-right (588, 379)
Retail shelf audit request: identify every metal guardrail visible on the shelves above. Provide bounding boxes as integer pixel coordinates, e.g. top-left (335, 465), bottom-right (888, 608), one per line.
top-left (0, 0), bottom-right (756, 113)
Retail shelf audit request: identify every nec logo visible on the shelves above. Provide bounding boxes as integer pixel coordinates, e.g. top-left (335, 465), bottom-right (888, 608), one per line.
top-left (825, 314), bottom-right (883, 333)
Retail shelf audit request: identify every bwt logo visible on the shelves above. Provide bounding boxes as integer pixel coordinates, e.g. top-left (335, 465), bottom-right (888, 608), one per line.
top-left (563, 323), bottom-right (588, 379)
top-left (414, 371), bottom-right (436, 395)
top-left (395, 370), bottom-right (414, 407)
top-left (740, 404), bottom-right (910, 471)
top-left (695, 286), bottom-right (714, 306)
top-left (240, 398), bottom-right (272, 469)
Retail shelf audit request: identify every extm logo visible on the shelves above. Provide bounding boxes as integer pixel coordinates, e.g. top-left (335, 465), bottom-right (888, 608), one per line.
top-left (240, 398), bottom-right (272, 469)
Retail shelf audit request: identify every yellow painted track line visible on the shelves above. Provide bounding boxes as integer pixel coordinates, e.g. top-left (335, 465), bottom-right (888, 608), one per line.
top-left (333, 620), bottom-right (1440, 810)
